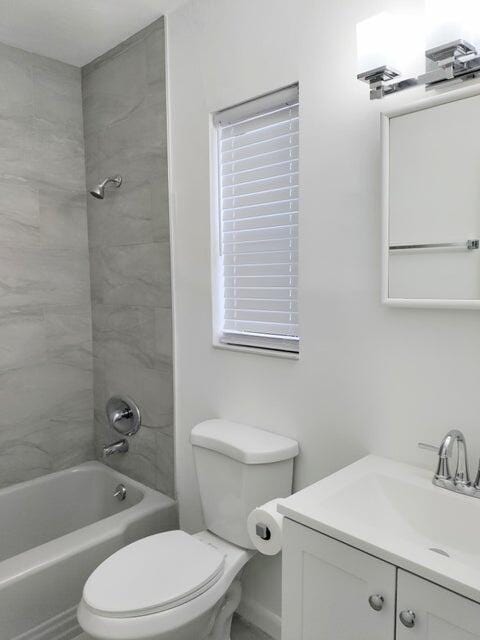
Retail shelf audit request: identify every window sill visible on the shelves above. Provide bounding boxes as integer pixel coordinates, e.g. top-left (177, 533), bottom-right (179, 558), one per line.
top-left (212, 340), bottom-right (299, 360)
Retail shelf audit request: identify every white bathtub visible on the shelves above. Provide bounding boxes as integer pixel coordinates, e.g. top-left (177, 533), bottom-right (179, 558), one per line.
top-left (0, 461), bottom-right (177, 640)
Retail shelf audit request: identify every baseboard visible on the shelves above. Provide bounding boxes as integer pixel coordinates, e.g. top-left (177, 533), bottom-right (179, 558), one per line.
top-left (14, 596), bottom-right (277, 640)
top-left (237, 596), bottom-right (281, 640)
top-left (14, 606), bottom-right (81, 640)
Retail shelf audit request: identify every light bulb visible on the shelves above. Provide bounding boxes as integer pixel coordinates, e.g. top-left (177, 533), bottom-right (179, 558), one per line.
top-left (426, 0), bottom-right (480, 51)
top-left (357, 12), bottom-right (425, 77)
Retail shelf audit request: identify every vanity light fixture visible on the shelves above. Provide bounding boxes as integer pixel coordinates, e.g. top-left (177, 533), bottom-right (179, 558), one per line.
top-left (356, 12), bottom-right (422, 99)
top-left (357, 2), bottom-right (480, 100)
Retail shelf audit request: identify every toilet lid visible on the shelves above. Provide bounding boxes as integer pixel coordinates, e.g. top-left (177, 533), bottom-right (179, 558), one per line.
top-left (83, 530), bottom-right (225, 618)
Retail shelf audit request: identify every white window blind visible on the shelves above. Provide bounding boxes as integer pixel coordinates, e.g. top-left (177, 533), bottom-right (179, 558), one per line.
top-left (214, 85), bottom-right (299, 353)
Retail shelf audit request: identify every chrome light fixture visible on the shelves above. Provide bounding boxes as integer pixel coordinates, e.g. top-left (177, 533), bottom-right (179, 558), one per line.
top-left (356, 12), bottom-right (422, 99)
top-left (357, 2), bottom-right (480, 100)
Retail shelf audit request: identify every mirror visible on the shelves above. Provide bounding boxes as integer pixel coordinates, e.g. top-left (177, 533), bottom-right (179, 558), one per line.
top-left (383, 87), bottom-right (480, 308)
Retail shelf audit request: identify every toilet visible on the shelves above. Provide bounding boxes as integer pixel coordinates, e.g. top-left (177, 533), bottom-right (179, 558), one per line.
top-left (77, 419), bottom-right (298, 640)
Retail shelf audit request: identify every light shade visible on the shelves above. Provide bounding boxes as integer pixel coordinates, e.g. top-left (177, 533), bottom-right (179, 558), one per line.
top-left (357, 12), bottom-right (425, 77)
top-left (426, 0), bottom-right (480, 51)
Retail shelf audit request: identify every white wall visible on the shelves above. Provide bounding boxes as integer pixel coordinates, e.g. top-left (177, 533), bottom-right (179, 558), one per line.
top-left (166, 0), bottom-right (480, 635)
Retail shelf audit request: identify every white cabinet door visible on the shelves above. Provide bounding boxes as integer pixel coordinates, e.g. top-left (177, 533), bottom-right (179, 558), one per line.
top-left (397, 570), bottom-right (480, 639)
top-left (282, 520), bottom-right (396, 640)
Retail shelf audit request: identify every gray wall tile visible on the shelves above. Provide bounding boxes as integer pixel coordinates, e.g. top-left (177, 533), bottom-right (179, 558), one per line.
top-left (0, 246), bottom-right (90, 309)
top-left (31, 119), bottom-right (86, 191)
top-left (93, 304), bottom-right (171, 370)
top-left (82, 43), bottom-right (148, 137)
top-left (83, 18), bottom-right (174, 497)
top-left (90, 242), bottom-right (171, 307)
top-left (0, 364), bottom-right (91, 429)
top-left (0, 20), bottom-right (172, 497)
top-left (0, 420), bottom-right (52, 488)
top-left (33, 65), bottom-right (84, 140)
top-left (0, 307), bottom-right (46, 370)
top-left (155, 429), bottom-right (174, 497)
top-left (87, 180), bottom-right (160, 247)
top-left (0, 56), bottom-right (33, 118)
top-left (45, 306), bottom-right (93, 370)
top-left (86, 145), bottom-right (167, 192)
top-left (0, 42), bottom-right (93, 487)
top-left (0, 180), bottom-right (40, 248)
top-left (0, 116), bottom-right (34, 181)
top-left (39, 188), bottom-right (89, 248)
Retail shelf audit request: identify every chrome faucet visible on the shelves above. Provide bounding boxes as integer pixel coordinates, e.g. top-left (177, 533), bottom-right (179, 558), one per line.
top-left (103, 439), bottom-right (129, 457)
top-left (102, 396), bottom-right (141, 459)
top-left (419, 429), bottom-right (480, 497)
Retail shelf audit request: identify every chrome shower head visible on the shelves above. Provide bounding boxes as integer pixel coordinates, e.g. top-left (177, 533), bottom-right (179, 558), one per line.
top-left (89, 175), bottom-right (122, 199)
top-left (89, 185), bottom-right (105, 200)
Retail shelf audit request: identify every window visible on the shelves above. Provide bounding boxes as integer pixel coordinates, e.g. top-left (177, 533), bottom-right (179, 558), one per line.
top-left (213, 85), bottom-right (299, 354)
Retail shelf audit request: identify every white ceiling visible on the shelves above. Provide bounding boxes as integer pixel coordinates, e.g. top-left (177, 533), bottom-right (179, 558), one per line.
top-left (0, 0), bottom-right (187, 67)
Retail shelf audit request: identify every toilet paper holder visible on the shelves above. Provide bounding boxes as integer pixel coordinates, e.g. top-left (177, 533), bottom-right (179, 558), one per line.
top-left (255, 522), bottom-right (271, 541)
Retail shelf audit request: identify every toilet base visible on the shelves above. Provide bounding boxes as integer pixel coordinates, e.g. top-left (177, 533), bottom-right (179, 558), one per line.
top-left (207, 580), bottom-right (242, 640)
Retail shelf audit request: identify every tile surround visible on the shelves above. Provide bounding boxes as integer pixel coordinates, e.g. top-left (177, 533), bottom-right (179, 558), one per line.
top-left (83, 18), bottom-right (174, 497)
top-left (0, 19), bottom-right (174, 498)
top-left (0, 42), bottom-right (93, 488)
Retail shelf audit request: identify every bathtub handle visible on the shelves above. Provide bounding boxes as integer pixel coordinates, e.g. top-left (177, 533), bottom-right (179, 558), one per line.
top-left (113, 484), bottom-right (127, 501)
top-left (106, 396), bottom-right (141, 437)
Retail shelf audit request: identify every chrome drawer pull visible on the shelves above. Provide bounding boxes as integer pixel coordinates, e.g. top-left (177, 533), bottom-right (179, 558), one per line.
top-left (399, 610), bottom-right (416, 628)
top-left (368, 594), bottom-right (384, 611)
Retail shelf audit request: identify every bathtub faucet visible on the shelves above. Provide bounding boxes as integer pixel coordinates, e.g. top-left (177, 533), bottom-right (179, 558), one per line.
top-left (103, 439), bottom-right (129, 457)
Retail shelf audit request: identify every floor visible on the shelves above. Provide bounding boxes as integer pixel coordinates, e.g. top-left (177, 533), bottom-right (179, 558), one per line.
top-left (75, 614), bottom-right (274, 640)
top-left (231, 615), bottom-right (274, 640)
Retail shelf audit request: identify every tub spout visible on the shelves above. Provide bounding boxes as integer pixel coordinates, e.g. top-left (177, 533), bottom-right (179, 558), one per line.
top-left (103, 439), bottom-right (128, 457)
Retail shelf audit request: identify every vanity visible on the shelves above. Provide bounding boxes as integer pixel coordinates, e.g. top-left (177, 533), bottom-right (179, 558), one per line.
top-left (279, 454), bottom-right (480, 639)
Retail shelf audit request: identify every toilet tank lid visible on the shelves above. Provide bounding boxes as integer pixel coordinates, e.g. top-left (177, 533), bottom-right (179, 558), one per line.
top-left (191, 419), bottom-right (299, 464)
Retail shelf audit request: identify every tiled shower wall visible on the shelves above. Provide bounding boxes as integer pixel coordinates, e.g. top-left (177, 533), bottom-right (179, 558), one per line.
top-left (0, 43), bottom-right (93, 486)
top-left (82, 19), bottom-right (174, 497)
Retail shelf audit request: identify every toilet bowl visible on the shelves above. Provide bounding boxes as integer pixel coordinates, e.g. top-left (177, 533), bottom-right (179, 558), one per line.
top-left (78, 420), bottom-right (298, 640)
top-left (78, 530), bottom-right (254, 640)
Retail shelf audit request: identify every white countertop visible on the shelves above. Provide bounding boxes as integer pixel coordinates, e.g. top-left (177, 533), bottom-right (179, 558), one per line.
top-left (278, 455), bottom-right (480, 603)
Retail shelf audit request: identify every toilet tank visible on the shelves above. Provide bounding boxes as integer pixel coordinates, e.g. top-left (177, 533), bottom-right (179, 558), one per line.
top-left (191, 420), bottom-right (299, 549)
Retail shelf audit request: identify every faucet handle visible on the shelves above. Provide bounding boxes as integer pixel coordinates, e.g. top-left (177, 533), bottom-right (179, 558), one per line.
top-left (418, 442), bottom-right (439, 453)
top-left (474, 459), bottom-right (480, 489)
top-left (418, 440), bottom-right (451, 482)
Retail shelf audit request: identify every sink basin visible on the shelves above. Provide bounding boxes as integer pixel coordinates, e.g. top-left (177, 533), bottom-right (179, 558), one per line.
top-left (278, 455), bottom-right (480, 603)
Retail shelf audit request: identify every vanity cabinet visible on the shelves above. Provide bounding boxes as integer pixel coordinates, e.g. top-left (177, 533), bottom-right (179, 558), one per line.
top-left (282, 520), bottom-right (480, 640)
top-left (397, 570), bottom-right (480, 640)
top-left (282, 520), bottom-right (396, 639)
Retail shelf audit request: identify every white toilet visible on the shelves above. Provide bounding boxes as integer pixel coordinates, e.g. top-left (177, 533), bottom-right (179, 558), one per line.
top-left (77, 419), bottom-right (298, 640)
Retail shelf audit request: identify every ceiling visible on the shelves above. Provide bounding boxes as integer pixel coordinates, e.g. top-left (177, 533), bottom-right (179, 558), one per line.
top-left (0, 0), bottom-right (187, 67)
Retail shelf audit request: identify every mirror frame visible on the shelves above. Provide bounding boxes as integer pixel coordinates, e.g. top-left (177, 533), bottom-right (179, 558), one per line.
top-left (381, 83), bottom-right (480, 309)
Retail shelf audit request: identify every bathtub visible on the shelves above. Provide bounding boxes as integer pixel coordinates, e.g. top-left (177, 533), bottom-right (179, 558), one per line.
top-left (0, 461), bottom-right (177, 640)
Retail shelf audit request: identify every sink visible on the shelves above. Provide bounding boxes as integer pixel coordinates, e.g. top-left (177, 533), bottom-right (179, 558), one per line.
top-left (278, 455), bottom-right (480, 603)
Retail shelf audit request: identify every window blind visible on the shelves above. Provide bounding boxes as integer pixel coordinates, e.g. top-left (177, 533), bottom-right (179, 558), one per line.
top-left (214, 85), bottom-right (299, 353)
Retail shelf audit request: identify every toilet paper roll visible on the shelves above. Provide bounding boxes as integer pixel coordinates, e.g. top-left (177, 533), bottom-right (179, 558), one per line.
top-left (247, 499), bottom-right (285, 556)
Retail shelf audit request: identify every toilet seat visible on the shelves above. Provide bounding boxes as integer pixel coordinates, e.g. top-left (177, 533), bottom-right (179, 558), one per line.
top-left (78, 531), bottom-right (255, 640)
top-left (83, 530), bottom-right (225, 618)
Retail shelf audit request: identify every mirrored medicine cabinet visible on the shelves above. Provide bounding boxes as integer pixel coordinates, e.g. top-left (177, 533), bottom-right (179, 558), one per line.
top-left (382, 85), bottom-right (480, 308)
